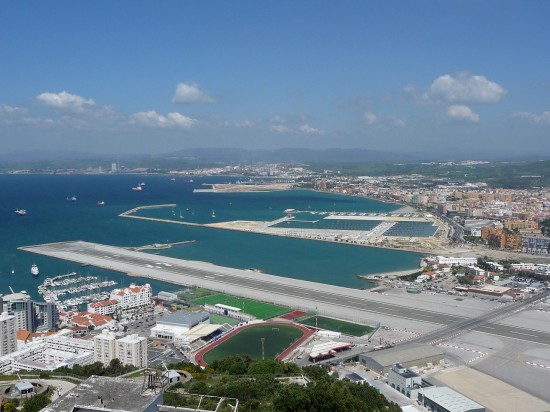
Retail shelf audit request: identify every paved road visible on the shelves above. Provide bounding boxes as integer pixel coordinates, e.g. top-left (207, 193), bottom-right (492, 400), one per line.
top-left (21, 241), bottom-right (550, 346)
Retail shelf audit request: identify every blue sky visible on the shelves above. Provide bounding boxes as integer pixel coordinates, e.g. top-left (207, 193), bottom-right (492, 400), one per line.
top-left (1, 1), bottom-right (549, 156)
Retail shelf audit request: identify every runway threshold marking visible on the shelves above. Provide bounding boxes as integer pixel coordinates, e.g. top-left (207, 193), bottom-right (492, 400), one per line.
top-left (509, 331), bottom-right (539, 337)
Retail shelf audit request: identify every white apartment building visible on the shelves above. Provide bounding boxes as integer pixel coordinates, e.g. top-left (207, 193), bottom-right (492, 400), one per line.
top-left (88, 299), bottom-right (119, 316)
top-left (511, 263), bottom-right (537, 271)
top-left (116, 334), bottom-right (147, 368)
top-left (109, 283), bottom-right (152, 310)
top-left (0, 329), bottom-right (94, 374)
top-left (435, 256), bottom-right (477, 266)
top-left (94, 331), bottom-right (148, 368)
top-left (94, 330), bottom-right (117, 365)
top-left (0, 312), bottom-right (17, 356)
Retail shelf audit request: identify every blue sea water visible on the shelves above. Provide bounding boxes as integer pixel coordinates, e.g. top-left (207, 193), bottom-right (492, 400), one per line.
top-left (0, 174), bottom-right (422, 300)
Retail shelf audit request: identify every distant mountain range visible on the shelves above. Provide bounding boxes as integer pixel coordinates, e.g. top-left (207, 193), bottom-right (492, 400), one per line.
top-left (0, 147), bottom-right (546, 165)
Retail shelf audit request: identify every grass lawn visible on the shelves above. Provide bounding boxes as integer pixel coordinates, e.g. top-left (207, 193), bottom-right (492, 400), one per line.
top-left (203, 324), bottom-right (304, 364)
top-left (208, 313), bottom-right (240, 325)
top-left (178, 288), bottom-right (216, 300)
top-left (192, 293), bottom-right (291, 320)
top-left (298, 316), bottom-right (375, 337)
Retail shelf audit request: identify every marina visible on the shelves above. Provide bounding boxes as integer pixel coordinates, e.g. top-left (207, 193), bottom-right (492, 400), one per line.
top-left (37, 271), bottom-right (117, 310)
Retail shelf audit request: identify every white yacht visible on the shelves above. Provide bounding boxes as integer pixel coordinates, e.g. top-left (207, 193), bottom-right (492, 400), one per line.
top-left (31, 264), bottom-right (39, 276)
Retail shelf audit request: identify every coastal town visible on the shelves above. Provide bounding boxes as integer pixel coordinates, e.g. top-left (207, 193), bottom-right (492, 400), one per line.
top-left (1, 161), bottom-right (550, 411)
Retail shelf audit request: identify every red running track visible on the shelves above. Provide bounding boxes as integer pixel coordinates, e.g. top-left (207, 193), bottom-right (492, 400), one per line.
top-left (279, 310), bottom-right (307, 320)
top-left (195, 321), bottom-right (315, 367)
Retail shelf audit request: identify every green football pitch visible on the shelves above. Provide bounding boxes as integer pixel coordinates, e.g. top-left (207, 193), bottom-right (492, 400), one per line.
top-left (192, 293), bottom-right (291, 320)
top-left (298, 316), bottom-right (375, 337)
top-left (208, 313), bottom-right (240, 325)
top-left (203, 324), bottom-right (304, 364)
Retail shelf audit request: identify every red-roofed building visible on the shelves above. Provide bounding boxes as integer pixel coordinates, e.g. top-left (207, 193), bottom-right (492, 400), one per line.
top-left (68, 311), bottom-right (115, 330)
top-left (16, 329), bottom-right (60, 350)
top-left (70, 326), bottom-right (89, 337)
top-left (473, 274), bottom-right (485, 284)
top-left (109, 283), bottom-right (152, 310)
top-left (88, 299), bottom-right (119, 316)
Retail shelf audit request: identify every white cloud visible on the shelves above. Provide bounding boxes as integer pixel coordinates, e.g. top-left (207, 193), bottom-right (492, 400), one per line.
top-left (0, 104), bottom-right (27, 117)
top-left (37, 91), bottom-right (96, 113)
top-left (172, 82), bottom-right (216, 104)
top-left (392, 118), bottom-right (406, 127)
top-left (0, 104), bottom-right (26, 124)
top-left (512, 111), bottom-right (550, 125)
top-left (270, 124), bottom-right (289, 134)
top-left (403, 85), bottom-right (416, 94)
top-left (425, 73), bottom-right (507, 104)
top-left (364, 111), bottom-right (378, 125)
top-left (0, 104), bottom-right (55, 126)
top-left (447, 105), bottom-right (480, 123)
top-left (235, 120), bottom-right (254, 128)
top-left (130, 110), bottom-right (197, 128)
top-left (298, 124), bottom-right (325, 135)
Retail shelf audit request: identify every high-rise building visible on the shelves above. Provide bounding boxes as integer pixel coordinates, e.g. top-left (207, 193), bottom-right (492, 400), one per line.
top-left (36, 302), bottom-right (59, 331)
top-left (93, 331), bottom-right (148, 368)
top-left (116, 334), bottom-right (147, 368)
top-left (2, 294), bottom-right (34, 331)
top-left (0, 311), bottom-right (17, 356)
top-left (1, 292), bottom-right (58, 332)
top-left (93, 330), bottom-right (117, 366)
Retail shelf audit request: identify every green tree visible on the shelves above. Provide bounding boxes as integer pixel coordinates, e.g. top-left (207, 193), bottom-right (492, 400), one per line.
top-left (22, 394), bottom-right (51, 412)
top-left (248, 359), bottom-right (285, 375)
top-left (3, 402), bottom-right (17, 412)
top-left (302, 365), bottom-right (331, 381)
top-left (210, 354), bottom-right (253, 375)
top-left (273, 384), bottom-right (311, 412)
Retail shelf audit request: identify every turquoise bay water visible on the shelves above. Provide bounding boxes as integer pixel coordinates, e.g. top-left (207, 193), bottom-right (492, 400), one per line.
top-left (0, 174), bottom-right (421, 300)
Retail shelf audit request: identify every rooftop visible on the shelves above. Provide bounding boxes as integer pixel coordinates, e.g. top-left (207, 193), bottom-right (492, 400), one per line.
top-left (42, 375), bottom-right (163, 412)
top-left (391, 363), bottom-right (420, 379)
top-left (421, 386), bottom-right (485, 412)
top-left (157, 310), bottom-right (209, 327)
top-left (361, 343), bottom-right (443, 368)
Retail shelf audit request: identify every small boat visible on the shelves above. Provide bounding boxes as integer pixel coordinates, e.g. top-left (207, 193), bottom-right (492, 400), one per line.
top-left (97, 201), bottom-right (105, 206)
top-left (171, 177), bottom-right (176, 181)
top-left (139, 182), bottom-right (146, 186)
top-left (67, 195), bottom-right (77, 202)
top-left (11, 264), bottom-right (14, 274)
top-left (31, 264), bottom-right (39, 276)
top-left (211, 210), bottom-right (216, 218)
top-left (132, 186), bottom-right (143, 191)
top-left (15, 209), bottom-right (27, 216)
top-left (179, 211), bottom-right (183, 219)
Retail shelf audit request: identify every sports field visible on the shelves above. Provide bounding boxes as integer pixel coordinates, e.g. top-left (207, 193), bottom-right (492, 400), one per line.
top-left (192, 293), bottom-right (291, 320)
top-left (208, 313), bottom-right (240, 325)
top-left (202, 324), bottom-right (304, 363)
top-left (298, 316), bottom-right (375, 336)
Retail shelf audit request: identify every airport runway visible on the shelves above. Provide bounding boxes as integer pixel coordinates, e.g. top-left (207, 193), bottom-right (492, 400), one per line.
top-left (21, 241), bottom-right (550, 346)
